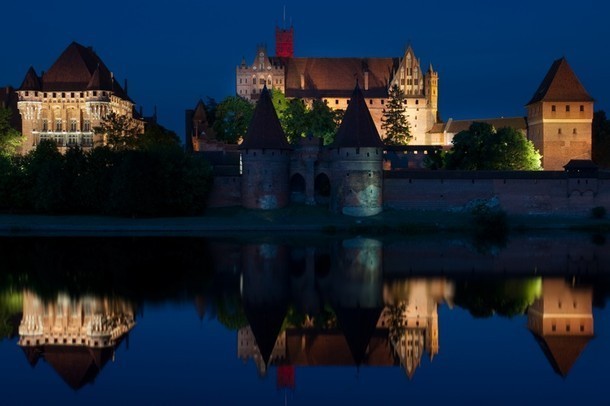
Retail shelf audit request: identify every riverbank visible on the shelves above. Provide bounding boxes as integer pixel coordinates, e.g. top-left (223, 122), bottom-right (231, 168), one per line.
top-left (0, 205), bottom-right (608, 236)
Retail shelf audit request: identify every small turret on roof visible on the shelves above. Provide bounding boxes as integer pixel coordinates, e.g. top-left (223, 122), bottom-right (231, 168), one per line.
top-left (239, 86), bottom-right (291, 150)
top-left (19, 67), bottom-right (41, 91)
top-left (332, 84), bottom-right (384, 149)
top-left (527, 57), bottom-right (594, 105)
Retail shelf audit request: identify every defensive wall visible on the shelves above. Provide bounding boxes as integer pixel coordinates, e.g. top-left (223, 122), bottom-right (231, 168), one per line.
top-left (207, 169), bottom-right (610, 216)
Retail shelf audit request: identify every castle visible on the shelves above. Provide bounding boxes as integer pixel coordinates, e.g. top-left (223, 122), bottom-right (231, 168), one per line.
top-left (14, 42), bottom-right (142, 154)
top-left (236, 25), bottom-right (439, 144)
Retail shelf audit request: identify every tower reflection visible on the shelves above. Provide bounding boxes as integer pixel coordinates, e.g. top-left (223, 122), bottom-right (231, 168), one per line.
top-left (18, 291), bottom-right (136, 390)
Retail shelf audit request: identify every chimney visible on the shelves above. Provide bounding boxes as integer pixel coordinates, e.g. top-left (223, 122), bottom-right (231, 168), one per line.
top-left (364, 71), bottom-right (369, 91)
top-left (300, 74), bottom-right (305, 90)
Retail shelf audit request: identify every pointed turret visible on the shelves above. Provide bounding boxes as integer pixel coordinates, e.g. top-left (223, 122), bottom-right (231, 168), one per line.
top-left (240, 86), bottom-right (290, 150)
top-left (332, 84), bottom-right (384, 149)
top-left (86, 64), bottom-right (113, 91)
top-left (240, 86), bottom-right (291, 209)
top-left (19, 67), bottom-right (41, 91)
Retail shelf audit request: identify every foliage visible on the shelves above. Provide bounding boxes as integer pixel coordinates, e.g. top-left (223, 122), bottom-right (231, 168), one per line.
top-left (212, 96), bottom-right (253, 143)
top-left (281, 98), bottom-right (309, 143)
top-left (137, 122), bottom-right (181, 150)
top-left (593, 110), bottom-right (610, 168)
top-left (444, 123), bottom-right (541, 170)
top-left (0, 290), bottom-right (22, 341)
top-left (592, 206), bottom-right (607, 219)
top-left (454, 278), bottom-right (542, 318)
top-left (93, 111), bottom-right (143, 151)
top-left (0, 107), bottom-right (23, 157)
top-left (423, 149), bottom-right (446, 170)
top-left (0, 140), bottom-right (212, 216)
top-left (381, 84), bottom-right (411, 145)
top-left (270, 88), bottom-right (288, 121)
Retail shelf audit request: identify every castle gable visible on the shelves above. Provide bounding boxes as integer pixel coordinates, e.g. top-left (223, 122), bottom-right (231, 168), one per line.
top-left (527, 57), bottom-right (593, 105)
top-left (239, 86), bottom-right (290, 150)
top-left (332, 85), bottom-right (384, 149)
top-left (284, 57), bottom-right (398, 99)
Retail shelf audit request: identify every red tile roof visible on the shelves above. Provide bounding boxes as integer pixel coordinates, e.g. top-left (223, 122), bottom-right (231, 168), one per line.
top-left (282, 57), bottom-right (399, 99)
top-left (240, 86), bottom-right (291, 150)
top-left (28, 42), bottom-right (129, 99)
top-left (527, 57), bottom-right (593, 105)
top-left (332, 85), bottom-right (384, 149)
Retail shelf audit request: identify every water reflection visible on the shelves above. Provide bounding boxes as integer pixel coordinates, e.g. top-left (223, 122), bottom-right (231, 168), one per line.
top-left (0, 234), bottom-right (608, 397)
top-left (18, 291), bottom-right (135, 389)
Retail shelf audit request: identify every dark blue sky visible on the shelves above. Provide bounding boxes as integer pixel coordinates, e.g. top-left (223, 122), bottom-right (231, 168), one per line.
top-left (2, 0), bottom-right (609, 138)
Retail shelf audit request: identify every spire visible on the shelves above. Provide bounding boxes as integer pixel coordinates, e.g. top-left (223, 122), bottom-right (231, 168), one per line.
top-left (428, 62), bottom-right (434, 73)
top-left (332, 84), bottom-right (384, 149)
top-left (239, 86), bottom-right (291, 150)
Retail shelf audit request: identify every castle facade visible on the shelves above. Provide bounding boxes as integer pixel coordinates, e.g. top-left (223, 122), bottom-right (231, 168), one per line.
top-left (15, 42), bottom-right (141, 154)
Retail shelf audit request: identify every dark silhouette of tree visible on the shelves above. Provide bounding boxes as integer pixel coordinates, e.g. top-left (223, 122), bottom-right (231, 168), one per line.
top-left (381, 84), bottom-right (411, 145)
top-left (593, 110), bottom-right (610, 168)
top-left (93, 111), bottom-right (143, 151)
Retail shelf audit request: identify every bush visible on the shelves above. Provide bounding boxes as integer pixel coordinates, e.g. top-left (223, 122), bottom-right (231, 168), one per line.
top-left (592, 206), bottom-right (607, 219)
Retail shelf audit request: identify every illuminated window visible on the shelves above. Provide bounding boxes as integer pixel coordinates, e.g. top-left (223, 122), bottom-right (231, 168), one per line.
top-left (70, 119), bottom-right (77, 132)
top-left (55, 119), bottom-right (62, 132)
top-left (42, 119), bottom-right (48, 132)
top-left (83, 120), bottom-right (90, 132)
top-left (68, 133), bottom-right (77, 145)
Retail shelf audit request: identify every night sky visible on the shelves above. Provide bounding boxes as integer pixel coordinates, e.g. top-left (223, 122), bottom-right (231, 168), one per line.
top-left (2, 0), bottom-right (609, 141)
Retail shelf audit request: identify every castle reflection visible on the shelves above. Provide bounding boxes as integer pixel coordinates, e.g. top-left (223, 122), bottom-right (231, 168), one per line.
top-left (2, 235), bottom-right (605, 391)
top-left (235, 238), bottom-right (596, 382)
top-left (18, 291), bottom-right (136, 390)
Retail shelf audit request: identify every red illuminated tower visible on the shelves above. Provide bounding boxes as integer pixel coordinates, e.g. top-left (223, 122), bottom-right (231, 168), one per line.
top-left (275, 25), bottom-right (294, 58)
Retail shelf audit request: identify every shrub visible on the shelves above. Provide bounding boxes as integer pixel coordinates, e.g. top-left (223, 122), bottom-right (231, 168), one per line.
top-left (592, 206), bottom-right (607, 219)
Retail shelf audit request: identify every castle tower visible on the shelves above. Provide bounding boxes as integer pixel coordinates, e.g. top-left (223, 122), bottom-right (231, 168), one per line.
top-left (239, 86), bottom-right (292, 209)
top-left (527, 278), bottom-right (594, 377)
top-left (275, 25), bottom-right (294, 58)
top-left (425, 63), bottom-right (438, 115)
top-left (526, 58), bottom-right (594, 170)
top-left (329, 84), bottom-right (384, 217)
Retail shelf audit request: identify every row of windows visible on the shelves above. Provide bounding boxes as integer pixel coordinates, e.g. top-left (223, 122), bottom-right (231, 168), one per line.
top-left (238, 78), bottom-right (283, 85)
top-left (551, 104), bottom-right (585, 112)
top-left (23, 91), bottom-right (109, 98)
top-left (557, 128), bottom-right (579, 135)
top-left (40, 119), bottom-right (90, 132)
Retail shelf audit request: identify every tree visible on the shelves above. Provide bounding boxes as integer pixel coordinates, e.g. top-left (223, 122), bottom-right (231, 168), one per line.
top-left (309, 99), bottom-right (339, 145)
top-left (93, 111), bottom-right (142, 151)
top-left (0, 107), bottom-right (22, 157)
top-left (137, 122), bottom-right (181, 150)
top-left (593, 110), bottom-right (610, 168)
top-left (444, 122), bottom-right (541, 170)
top-left (381, 84), bottom-right (411, 145)
top-left (270, 88), bottom-right (288, 122)
top-left (212, 96), bottom-right (253, 143)
top-left (282, 98), bottom-right (309, 143)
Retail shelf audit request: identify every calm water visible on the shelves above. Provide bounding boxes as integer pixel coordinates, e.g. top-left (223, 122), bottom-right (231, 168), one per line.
top-left (1, 233), bottom-right (609, 405)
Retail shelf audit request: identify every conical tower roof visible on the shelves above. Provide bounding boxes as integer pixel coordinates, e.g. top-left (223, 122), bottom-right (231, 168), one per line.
top-left (239, 86), bottom-right (291, 150)
top-left (531, 333), bottom-right (593, 377)
top-left (527, 57), bottom-right (593, 105)
top-left (332, 84), bottom-right (384, 149)
top-left (19, 66), bottom-right (41, 91)
top-left (335, 305), bottom-right (383, 365)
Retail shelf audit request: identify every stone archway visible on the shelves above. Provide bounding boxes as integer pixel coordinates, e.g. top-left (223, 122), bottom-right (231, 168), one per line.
top-left (314, 173), bottom-right (331, 205)
top-left (290, 173), bottom-right (306, 203)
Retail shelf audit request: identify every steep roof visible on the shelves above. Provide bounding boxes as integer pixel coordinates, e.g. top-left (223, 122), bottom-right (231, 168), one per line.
top-left (239, 86), bottom-right (291, 150)
top-left (282, 57), bottom-right (398, 99)
top-left (443, 117), bottom-right (528, 134)
top-left (19, 67), bottom-right (42, 91)
top-left (332, 85), bottom-right (385, 149)
top-left (531, 333), bottom-right (593, 377)
top-left (39, 345), bottom-right (114, 390)
top-left (527, 58), bottom-right (593, 105)
top-left (38, 42), bottom-right (128, 97)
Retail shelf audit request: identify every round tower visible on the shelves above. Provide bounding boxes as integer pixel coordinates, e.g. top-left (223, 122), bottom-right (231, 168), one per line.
top-left (329, 85), bottom-right (385, 217)
top-left (239, 86), bottom-right (292, 209)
